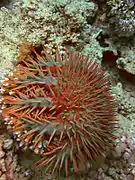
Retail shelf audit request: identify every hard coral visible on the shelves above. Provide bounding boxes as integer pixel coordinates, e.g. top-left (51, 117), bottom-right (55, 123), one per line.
top-left (0, 46), bottom-right (117, 177)
top-left (107, 0), bottom-right (135, 36)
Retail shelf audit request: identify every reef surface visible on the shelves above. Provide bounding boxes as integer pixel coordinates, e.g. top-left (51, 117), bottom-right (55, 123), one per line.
top-left (0, 0), bottom-right (135, 179)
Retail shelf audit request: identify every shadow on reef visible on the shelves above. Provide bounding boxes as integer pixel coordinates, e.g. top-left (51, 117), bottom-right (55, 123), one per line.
top-left (0, 0), bottom-right (10, 7)
top-left (0, 0), bottom-right (18, 9)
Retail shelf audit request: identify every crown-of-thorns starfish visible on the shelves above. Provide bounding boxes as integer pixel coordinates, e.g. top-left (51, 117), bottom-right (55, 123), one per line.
top-left (0, 46), bottom-right (118, 177)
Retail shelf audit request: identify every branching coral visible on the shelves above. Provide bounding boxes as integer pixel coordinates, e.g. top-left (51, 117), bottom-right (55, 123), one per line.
top-left (16, 0), bottom-right (97, 46)
top-left (0, 46), bottom-right (118, 177)
top-left (0, 0), bottom-right (98, 76)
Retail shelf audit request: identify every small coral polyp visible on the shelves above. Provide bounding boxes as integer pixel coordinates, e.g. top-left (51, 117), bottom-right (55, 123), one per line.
top-left (0, 46), bottom-right (117, 176)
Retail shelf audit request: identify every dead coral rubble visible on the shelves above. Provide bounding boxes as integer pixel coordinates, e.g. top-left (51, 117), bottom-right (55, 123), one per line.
top-left (0, 134), bottom-right (28, 180)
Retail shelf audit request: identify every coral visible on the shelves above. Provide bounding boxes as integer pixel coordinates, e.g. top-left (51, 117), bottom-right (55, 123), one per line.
top-left (80, 27), bottom-right (119, 64)
top-left (112, 81), bottom-right (135, 137)
top-left (111, 82), bottom-right (124, 102)
top-left (0, 46), bottom-right (117, 177)
top-left (0, 0), bottom-right (98, 76)
top-left (16, 0), bottom-right (97, 46)
top-left (107, 0), bottom-right (135, 36)
top-left (0, 0), bottom-right (18, 9)
top-left (0, 134), bottom-right (27, 180)
top-left (81, 28), bottom-right (116, 63)
top-left (0, 7), bottom-right (26, 75)
top-left (116, 48), bottom-right (135, 75)
top-left (118, 96), bottom-right (135, 137)
top-left (82, 28), bottom-right (105, 63)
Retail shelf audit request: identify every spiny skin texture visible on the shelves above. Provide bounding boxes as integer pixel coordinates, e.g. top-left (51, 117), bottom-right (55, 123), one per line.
top-left (0, 46), bottom-right (117, 177)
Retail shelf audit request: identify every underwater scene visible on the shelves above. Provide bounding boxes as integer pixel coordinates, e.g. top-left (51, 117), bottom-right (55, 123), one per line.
top-left (0, 0), bottom-right (135, 179)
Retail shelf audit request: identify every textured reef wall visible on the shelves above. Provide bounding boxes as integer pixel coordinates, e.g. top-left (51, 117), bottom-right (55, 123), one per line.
top-left (0, 0), bottom-right (135, 179)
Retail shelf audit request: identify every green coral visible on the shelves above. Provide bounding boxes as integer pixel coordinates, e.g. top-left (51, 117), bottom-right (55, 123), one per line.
top-left (126, 113), bottom-right (135, 136)
top-left (118, 112), bottom-right (135, 137)
top-left (121, 95), bottom-right (135, 114)
top-left (116, 48), bottom-right (135, 75)
top-left (113, 83), bottom-right (135, 137)
top-left (65, 0), bottom-right (96, 24)
top-left (17, 0), bottom-right (97, 46)
top-left (111, 82), bottom-right (124, 102)
top-left (0, 0), bottom-right (98, 75)
top-left (112, 82), bottom-right (135, 137)
top-left (82, 28), bottom-right (104, 63)
top-left (0, 7), bottom-right (26, 74)
top-left (81, 27), bottom-right (118, 63)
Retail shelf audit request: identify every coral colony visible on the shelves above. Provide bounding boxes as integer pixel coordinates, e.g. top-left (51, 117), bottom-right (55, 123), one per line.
top-left (0, 46), bottom-right (117, 177)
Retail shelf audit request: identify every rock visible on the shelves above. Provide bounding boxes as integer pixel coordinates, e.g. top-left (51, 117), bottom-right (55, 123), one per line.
top-left (120, 143), bottom-right (127, 153)
top-left (0, 174), bottom-right (6, 180)
top-left (131, 168), bottom-right (135, 176)
top-left (123, 152), bottom-right (131, 161)
top-left (0, 151), bottom-right (5, 158)
top-left (131, 137), bottom-right (135, 146)
top-left (3, 139), bottom-right (13, 150)
top-left (127, 174), bottom-right (134, 180)
top-left (107, 167), bottom-right (116, 176)
top-left (124, 168), bottom-right (131, 175)
top-left (104, 176), bottom-right (113, 180)
top-left (0, 159), bottom-right (6, 172)
top-left (101, 164), bottom-right (108, 173)
top-left (125, 148), bottom-right (132, 154)
top-left (98, 168), bottom-right (103, 174)
top-left (115, 146), bottom-right (122, 157)
top-left (119, 173), bottom-right (128, 180)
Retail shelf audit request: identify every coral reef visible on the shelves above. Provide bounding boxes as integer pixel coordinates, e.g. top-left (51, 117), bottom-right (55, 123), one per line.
top-left (107, 0), bottom-right (135, 36)
top-left (0, 134), bottom-right (28, 180)
top-left (0, 7), bottom-right (26, 74)
top-left (16, 0), bottom-right (97, 46)
top-left (0, 45), bottom-right (117, 177)
top-left (0, 0), bottom-right (99, 74)
top-left (111, 78), bottom-right (135, 138)
top-left (117, 93), bottom-right (135, 137)
top-left (81, 28), bottom-right (118, 63)
top-left (116, 47), bottom-right (135, 75)
top-left (0, 0), bottom-right (135, 179)
top-left (0, 0), bottom-right (18, 9)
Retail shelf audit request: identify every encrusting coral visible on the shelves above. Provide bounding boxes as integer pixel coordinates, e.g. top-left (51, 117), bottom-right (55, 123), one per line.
top-left (107, 0), bottom-right (135, 36)
top-left (0, 45), bottom-right (118, 177)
